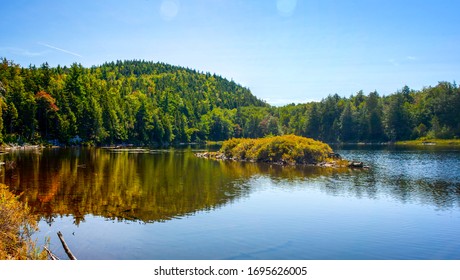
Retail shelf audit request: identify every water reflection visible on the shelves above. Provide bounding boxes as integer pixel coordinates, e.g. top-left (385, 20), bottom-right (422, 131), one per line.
top-left (2, 148), bottom-right (256, 224)
top-left (1, 147), bottom-right (460, 226)
top-left (337, 146), bottom-right (460, 210)
top-left (1, 148), bottom-right (353, 224)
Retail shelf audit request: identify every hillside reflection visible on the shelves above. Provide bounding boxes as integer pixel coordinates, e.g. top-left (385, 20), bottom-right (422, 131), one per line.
top-left (0, 148), bottom-right (340, 225)
top-left (1, 148), bottom-right (459, 226)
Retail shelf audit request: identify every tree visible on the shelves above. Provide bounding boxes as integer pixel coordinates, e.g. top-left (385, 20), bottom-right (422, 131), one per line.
top-left (305, 103), bottom-right (321, 140)
top-left (259, 115), bottom-right (280, 136)
top-left (0, 81), bottom-right (5, 142)
top-left (384, 94), bottom-right (412, 141)
top-left (35, 91), bottom-right (59, 139)
top-left (339, 102), bottom-right (356, 142)
top-left (320, 94), bottom-right (342, 142)
top-left (366, 91), bottom-right (385, 142)
top-left (200, 108), bottom-right (235, 141)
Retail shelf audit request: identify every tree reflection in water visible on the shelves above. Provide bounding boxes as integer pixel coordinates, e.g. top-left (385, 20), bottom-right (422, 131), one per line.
top-left (1, 147), bottom-right (459, 226)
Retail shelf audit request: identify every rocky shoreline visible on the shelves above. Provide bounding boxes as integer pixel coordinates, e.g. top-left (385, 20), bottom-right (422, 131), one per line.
top-left (195, 151), bottom-right (368, 169)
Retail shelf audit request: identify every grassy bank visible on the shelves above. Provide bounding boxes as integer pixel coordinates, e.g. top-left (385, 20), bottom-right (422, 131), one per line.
top-left (395, 139), bottom-right (460, 146)
top-left (0, 184), bottom-right (46, 260)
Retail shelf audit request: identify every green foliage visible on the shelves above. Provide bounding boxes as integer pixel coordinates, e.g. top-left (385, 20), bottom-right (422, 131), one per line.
top-left (277, 83), bottom-right (460, 143)
top-left (199, 108), bottom-right (236, 141)
top-left (0, 58), bottom-right (266, 145)
top-left (0, 57), bottom-right (459, 145)
top-left (220, 135), bottom-right (333, 165)
top-left (383, 93), bottom-right (412, 141)
top-left (339, 102), bottom-right (355, 142)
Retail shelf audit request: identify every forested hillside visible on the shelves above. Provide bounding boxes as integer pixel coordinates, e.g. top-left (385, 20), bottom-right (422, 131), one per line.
top-left (0, 59), bottom-right (266, 145)
top-left (0, 58), bottom-right (459, 145)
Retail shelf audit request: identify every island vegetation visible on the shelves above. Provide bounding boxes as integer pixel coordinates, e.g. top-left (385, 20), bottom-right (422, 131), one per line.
top-left (196, 135), bottom-right (353, 167)
top-left (0, 58), bottom-right (459, 147)
top-left (221, 135), bottom-right (333, 164)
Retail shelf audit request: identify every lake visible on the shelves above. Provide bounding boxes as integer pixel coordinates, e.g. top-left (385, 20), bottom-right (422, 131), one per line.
top-left (1, 145), bottom-right (460, 260)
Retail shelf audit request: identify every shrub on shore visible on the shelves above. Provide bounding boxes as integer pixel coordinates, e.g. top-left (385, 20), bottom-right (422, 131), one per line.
top-left (0, 184), bottom-right (46, 260)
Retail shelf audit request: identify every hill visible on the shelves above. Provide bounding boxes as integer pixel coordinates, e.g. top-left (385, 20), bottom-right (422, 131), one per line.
top-left (0, 58), bottom-right (267, 145)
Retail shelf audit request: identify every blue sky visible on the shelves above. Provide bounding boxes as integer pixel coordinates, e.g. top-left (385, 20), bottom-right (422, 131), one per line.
top-left (1, 0), bottom-right (459, 105)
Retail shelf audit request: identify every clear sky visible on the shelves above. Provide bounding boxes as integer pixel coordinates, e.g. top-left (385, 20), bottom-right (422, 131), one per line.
top-left (1, 0), bottom-right (459, 105)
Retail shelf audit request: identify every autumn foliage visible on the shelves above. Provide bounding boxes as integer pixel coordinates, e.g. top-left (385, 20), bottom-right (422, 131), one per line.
top-left (220, 135), bottom-right (333, 165)
top-left (35, 91), bottom-right (59, 112)
top-left (0, 184), bottom-right (46, 259)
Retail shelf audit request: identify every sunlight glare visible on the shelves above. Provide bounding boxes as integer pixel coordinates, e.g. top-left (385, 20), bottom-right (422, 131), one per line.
top-left (160, 0), bottom-right (180, 21)
top-left (276, 0), bottom-right (297, 17)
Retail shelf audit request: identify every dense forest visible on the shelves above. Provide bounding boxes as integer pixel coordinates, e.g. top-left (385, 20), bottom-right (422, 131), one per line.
top-left (0, 58), bottom-right (459, 145)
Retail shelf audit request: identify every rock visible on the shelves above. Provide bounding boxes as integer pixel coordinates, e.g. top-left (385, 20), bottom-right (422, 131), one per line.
top-left (195, 151), bottom-right (369, 170)
top-left (348, 161), bottom-right (364, 168)
top-left (195, 152), bottom-right (209, 158)
top-left (328, 152), bottom-right (342, 159)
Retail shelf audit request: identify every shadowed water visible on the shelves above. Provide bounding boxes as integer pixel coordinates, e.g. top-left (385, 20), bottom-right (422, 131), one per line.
top-left (1, 146), bottom-right (460, 259)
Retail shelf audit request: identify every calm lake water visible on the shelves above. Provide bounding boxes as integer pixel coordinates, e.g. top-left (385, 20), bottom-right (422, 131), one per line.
top-left (2, 145), bottom-right (460, 260)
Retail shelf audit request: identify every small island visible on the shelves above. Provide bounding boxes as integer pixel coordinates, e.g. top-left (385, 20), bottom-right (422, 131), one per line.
top-left (196, 135), bottom-right (365, 168)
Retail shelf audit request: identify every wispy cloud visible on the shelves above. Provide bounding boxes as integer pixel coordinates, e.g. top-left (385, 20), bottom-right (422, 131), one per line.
top-left (406, 56), bottom-right (417, 61)
top-left (388, 58), bottom-right (399, 66)
top-left (38, 42), bottom-right (83, 58)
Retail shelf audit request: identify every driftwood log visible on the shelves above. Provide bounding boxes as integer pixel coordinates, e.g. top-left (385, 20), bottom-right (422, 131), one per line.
top-left (43, 231), bottom-right (78, 260)
top-left (43, 246), bottom-right (60, 260)
top-left (57, 231), bottom-right (77, 260)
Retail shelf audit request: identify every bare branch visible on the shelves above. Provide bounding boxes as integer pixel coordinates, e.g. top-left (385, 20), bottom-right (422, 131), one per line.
top-left (43, 246), bottom-right (59, 260)
top-left (57, 231), bottom-right (77, 260)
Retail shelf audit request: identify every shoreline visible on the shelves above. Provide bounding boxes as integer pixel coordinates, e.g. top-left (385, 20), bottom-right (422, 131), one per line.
top-left (1, 138), bottom-right (459, 152)
top-left (394, 139), bottom-right (460, 146)
top-left (195, 151), bottom-right (368, 169)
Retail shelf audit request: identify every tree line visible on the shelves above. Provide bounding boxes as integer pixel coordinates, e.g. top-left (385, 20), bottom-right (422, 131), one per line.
top-left (0, 58), bottom-right (459, 145)
top-left (277, 83), bottom-right (460, 143)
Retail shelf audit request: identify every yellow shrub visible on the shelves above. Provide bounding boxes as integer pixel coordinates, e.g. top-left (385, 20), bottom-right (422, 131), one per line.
top-left (0, 184), bottom-right (46, 260)
top-left (220, 135), bottom-right (333, 164)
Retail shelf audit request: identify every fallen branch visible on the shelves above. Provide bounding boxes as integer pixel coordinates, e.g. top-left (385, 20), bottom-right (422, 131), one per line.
top-left (57, 231), bottom-right (77, 260)
top-left (43, 246), bottom-right (60, 260)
